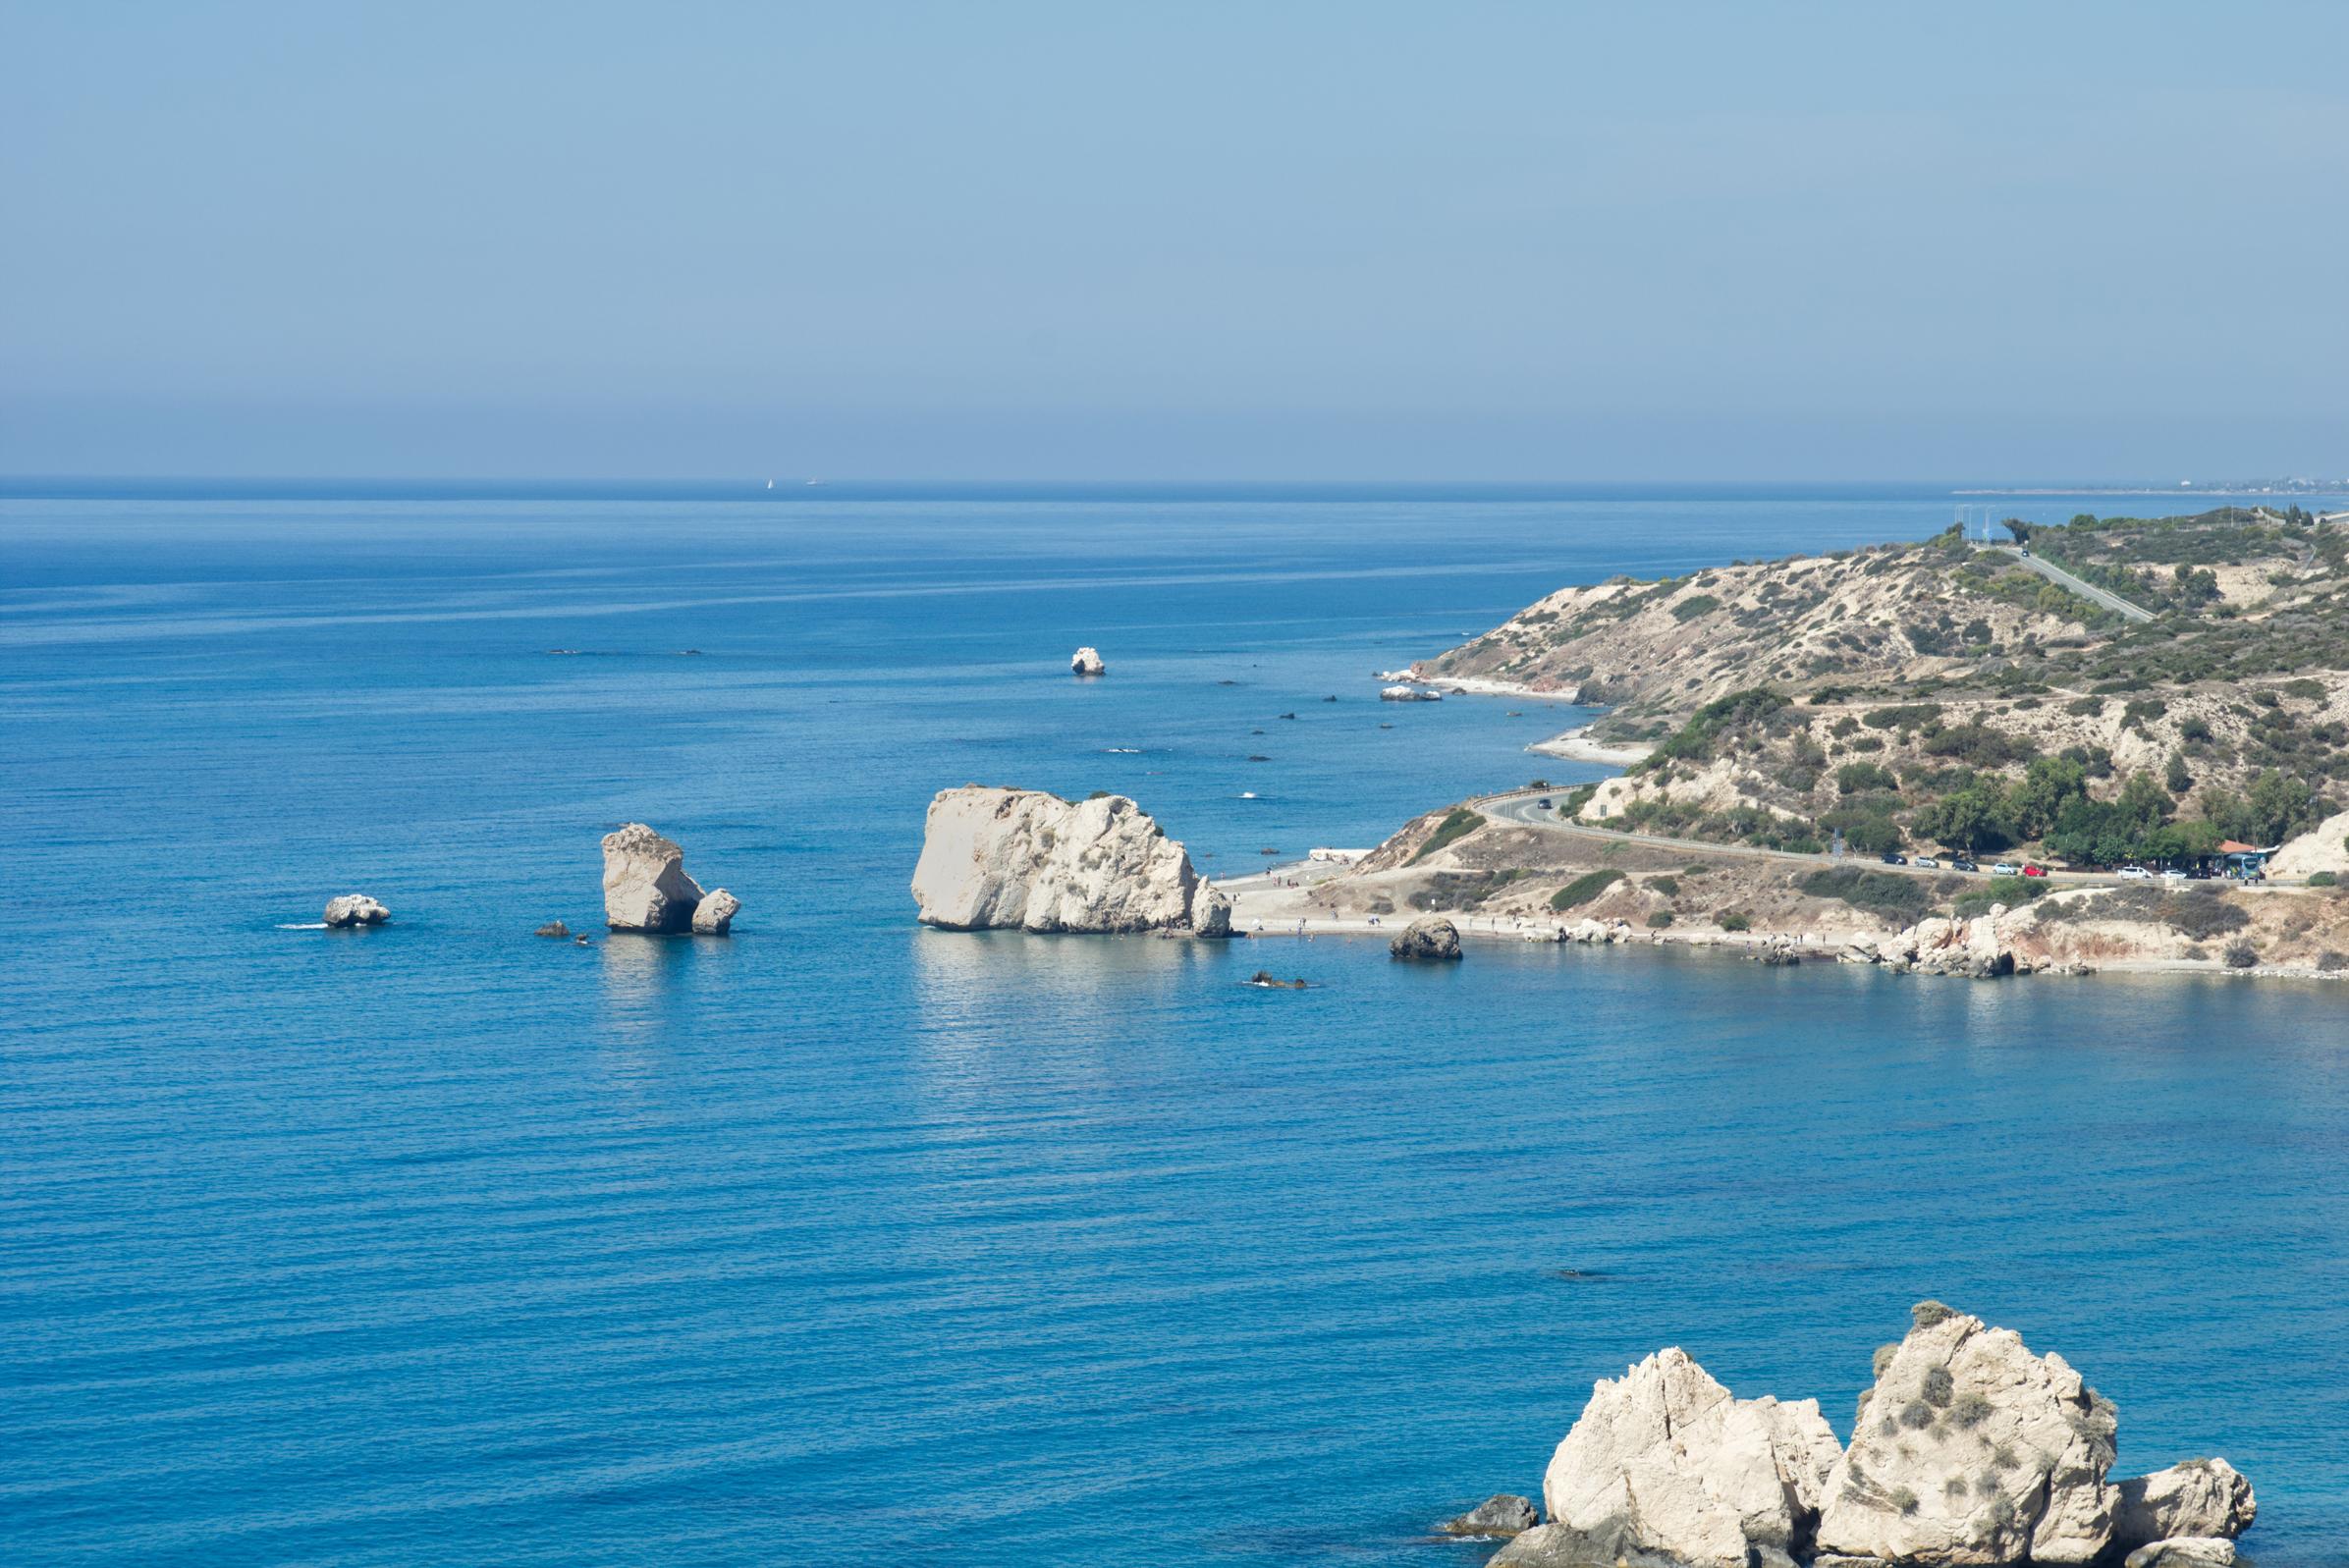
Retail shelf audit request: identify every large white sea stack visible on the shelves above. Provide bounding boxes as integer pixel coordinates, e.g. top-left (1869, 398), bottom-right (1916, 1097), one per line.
top-left (1070, 645), bottom-right (1106, 676)
top-left (911, 785), bottom-right (1229, 935)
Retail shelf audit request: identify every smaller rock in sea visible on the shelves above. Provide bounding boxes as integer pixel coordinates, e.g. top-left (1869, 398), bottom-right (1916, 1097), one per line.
top-left (1070, 645), bottom-right (1106, 676)
top-left (1391, 917), bottom-right (1462, 962)
top-left (323, 894), bottom-right (390, 928)
top-left (1441, 1495), bottom-right (1538, 1539)
top-left (535, 921), bottom-right (572, 939)
top-left (2126, 1541), bottom-right (2237, 1568)
top-left (692, 889), bottom-right (740, 936)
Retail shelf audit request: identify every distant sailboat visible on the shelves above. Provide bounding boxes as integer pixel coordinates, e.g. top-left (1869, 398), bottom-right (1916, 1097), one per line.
top-left (765, 479), bottom-right (774, 489)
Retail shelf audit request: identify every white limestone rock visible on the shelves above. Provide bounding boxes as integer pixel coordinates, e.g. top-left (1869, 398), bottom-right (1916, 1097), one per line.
top-left (2114, 1459), bottom-right (2256, 1549)
top-left (1070, 645), bottom-right (1106, 676)
top-left (910, 786), bottom-right (1228, 935)
top-left (1817, 1302), bottom-right (2119, 1564)
top-left (691, 888), bottom-right (740, 936)
top-left (322, 893), bottom-right (390, 928)
top-left (1499, 1348), bottom-right (1840, 1568)
top-left (602, 823), bottom-right (707, 933)
top-left (2124, 1540), bottom-right (2236, 1568)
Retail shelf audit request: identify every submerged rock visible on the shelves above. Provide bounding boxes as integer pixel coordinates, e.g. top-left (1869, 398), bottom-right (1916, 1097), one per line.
top-left (1817, 1301), bottom-right (2119, 1564)
top-left (910, 785), bottom-right (1229, 935)
top-left (2124, 1540), bottom-right (2237, 1568)
top-left (1070, 645), bottom-right (1106, 676)
top-left (692, 888), bottom-right (740, 936)
top-left (1501, 1348), bottom-right (1839, 1568)
top-left (1441, 1493), bottom-right (1538, 1539)
top-left (1389, 916), bottom-right (1461, 961)
top-left (2114, 1460), bottom-right (2256, 1551)
top-left (322, 894), bottom-right (390, 928)
top-left (602, 823), bottom-right (708, 933)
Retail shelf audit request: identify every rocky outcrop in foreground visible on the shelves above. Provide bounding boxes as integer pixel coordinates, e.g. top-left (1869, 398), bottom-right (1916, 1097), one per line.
top-left (911, 786), bottom-right (1229, 935)
top-left (1443, 1494), bottom-right (1539, 1539)
top-left (602, 824), bottom-right (739, 935)
top-left (323, 894), bottom-right (390, 928)
top-left (1390, 916), bottom-right (1462, 961)
top-left (1499, 1348), bottom-right (1840, 1568)
top-left (1485, 1303), bottom-right (2252, 1568)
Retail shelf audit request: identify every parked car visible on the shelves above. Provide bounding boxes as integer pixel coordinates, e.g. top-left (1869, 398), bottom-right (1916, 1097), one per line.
top-left (1950, 855), bottom-right (1979, 873)
top-left (2021, 863), bottom-right (2049, 878)
top-left (2116, 865), bottom-right (2154, 881)
top-left (2160, 867), bottom-right (2191, 883)
top-left (1914, 855), bottom-right (1939, 869)
top-left (1992, 861), bottom-right (2020, 877)
top-left (1880, 851), bottom-right (1907, 865)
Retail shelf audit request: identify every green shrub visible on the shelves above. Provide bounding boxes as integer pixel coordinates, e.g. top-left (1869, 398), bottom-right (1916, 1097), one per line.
top-left (1899, 1400), bottom-right (1935, 1430)
top-left (1670, 593), bottom-right (1722, 622)
top-left (1647, 910), bottom-right (1675, 928)
top-left (1411, 807), bottom-right (1484, 864)
top-left (1923, 1366), bottom-right (1954, 1407)
top-left (1873, 1342), bottom-right (1899, 1379)
top-left (1798, 866), bottom-right (1933, 923)
top-left (1912, 1299), bottom-right (1957, 1328)
top-left (2223, 941), bottom-right (2258, 969)
top-left (1719, 911), bottom-right (1751, 932)
top-left (1648, 876), bottom-right (1679, 897)
top-left (1836, 761), bottom-right (1901, 795)
top-left (2310, 871), bottom-right (2338, 888)
top-left (1891, 1486), bottom-right (1921, 1516)
top-left (2318, 949), bottom-right (2348, 972)
top-left (1551, 869), bottom-right (1625, 911)
top-left (1950, 1391), bottom-right (1994, 1429)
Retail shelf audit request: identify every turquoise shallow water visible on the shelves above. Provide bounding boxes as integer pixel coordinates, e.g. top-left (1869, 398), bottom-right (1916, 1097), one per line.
top-left (3, 487), bottom-right (2346, 1566)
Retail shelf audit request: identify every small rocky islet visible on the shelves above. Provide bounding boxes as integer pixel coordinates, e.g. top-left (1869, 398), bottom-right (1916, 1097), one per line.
top-left (1444, 1301), bottom-right (2252, 1568)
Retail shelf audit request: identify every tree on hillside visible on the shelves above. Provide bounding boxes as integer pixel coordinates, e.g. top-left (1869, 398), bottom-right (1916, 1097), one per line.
top-left (2002, 517), bottom-right (2034, 546)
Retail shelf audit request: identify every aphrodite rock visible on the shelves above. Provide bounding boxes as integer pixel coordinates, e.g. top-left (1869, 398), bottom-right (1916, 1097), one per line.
top-left (1070, 645), bottom-right (1106, 676)
top-left (534, 921), bottom-right (572, 939)
top-left (602, 823), bottom-right (706, 933)
top-left (323, 894), bottom-right (390, 928)
top-left (1817, 1302), bottom-right (2119, 1564)
top-left (1442, 1493), bottom-right (1539, 1538)
top-left (1390, 916), bottom-right (1462, 961)
top-left (2114, 1460), bottom-right (2255, 1549)
top-left (1502, 1348), bottom-right (1840, 1568)
top-left (910, 786), bottom-right (1229, 935)
top-left (2124, 1540), bottom-right (2236, 1568)
top-left (692, 889), bottom-right (740, 936)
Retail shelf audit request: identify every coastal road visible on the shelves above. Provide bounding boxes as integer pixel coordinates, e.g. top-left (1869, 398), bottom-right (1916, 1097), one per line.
top-left (1974, 543), bottom-right (2154, 623)
top-left (1476, 787), bottom-right (2127, 887)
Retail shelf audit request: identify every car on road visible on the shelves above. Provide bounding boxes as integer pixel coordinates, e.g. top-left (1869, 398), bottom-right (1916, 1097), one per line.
top-left (1536, 797), bottom-right (1553, 809)
top-left (2160, 867), bottom-right (2190, 883)
top-left (1992, 861), bottom-right (2020, 876)
top-left (1913, 855), bottom-right (1939, 869)
top-left (1880, 851), bottom-right (1907, 865)
top-left (2021, 863), bottom-right (2049, 878)
top-left (2116, 866), bottom-right (2154, 881)
top-left (1950, 855), bottom-right (1979, 873)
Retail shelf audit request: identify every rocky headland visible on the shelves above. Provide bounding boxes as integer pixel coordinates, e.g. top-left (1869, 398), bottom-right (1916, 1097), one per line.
top-left (911, 785), bottom-right (1231, 936)
top-left (1469, 1302), bottom-right (2253, 1568)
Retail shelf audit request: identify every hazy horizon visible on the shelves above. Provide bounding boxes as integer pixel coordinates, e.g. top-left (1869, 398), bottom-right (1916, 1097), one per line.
top-left (5, 2), bottom-right (2344, 482)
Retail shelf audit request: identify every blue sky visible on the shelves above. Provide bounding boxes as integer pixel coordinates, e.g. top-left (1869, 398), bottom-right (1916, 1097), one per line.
top-left (2, 2), bottom-right (2343, 481)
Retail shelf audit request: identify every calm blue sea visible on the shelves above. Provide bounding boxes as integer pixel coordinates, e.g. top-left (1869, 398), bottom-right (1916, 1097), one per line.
top-left (3, 485), bottom-right (2346, 1567)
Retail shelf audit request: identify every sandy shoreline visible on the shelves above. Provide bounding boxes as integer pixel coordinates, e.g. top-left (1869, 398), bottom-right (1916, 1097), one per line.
top-left (1528, 725), bottom-right (1654, 766)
